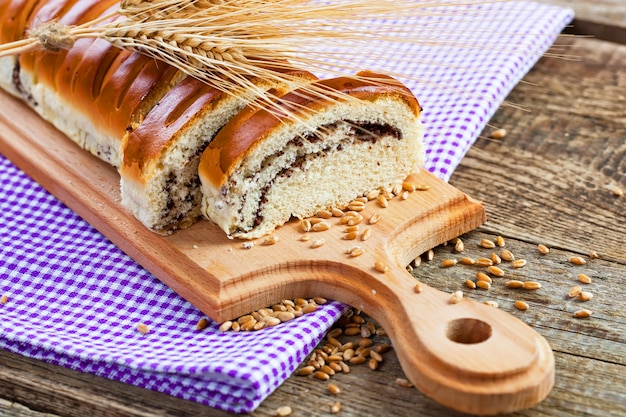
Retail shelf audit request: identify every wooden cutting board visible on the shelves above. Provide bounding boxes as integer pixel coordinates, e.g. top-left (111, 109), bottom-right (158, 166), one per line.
top-left (0, 89), bottom-right (554, 415)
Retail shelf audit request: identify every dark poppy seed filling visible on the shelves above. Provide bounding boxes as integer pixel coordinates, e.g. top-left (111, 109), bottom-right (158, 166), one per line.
top-left (233, 120), bottom-right (402, 233)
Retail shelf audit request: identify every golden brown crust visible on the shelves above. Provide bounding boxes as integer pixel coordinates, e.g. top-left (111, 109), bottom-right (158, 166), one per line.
top-left (122, 76), bottom-right (226, 176)
top-left (13, 0), bottom-right (182, 140)
top-left (122, 67), bottom-right (318, 183)
top-left (199, 71), bottom-right (422, 189)
top-left (0, 0), bottom-right (46, 44)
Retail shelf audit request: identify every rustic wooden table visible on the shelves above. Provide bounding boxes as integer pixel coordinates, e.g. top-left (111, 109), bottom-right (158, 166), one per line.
top-left (1, 1), bottom-right (624, 416)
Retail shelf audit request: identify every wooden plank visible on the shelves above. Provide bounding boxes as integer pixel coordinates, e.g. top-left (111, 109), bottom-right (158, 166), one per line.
top-left (538, 0), bottom-right (626, 42)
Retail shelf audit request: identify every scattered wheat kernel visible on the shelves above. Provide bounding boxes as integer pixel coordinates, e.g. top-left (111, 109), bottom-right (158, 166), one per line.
top-left (501, 249), bottom-right (515, 262)
top-left (375, 261), bottom-right (389, 273)
top-left (331, 401), bottom-right (342, 414)
top-left (314, 296), bottom-right (328, 305)
top-left (490, 128), bottom-right (507, 139)
top-left (368, 358), bottom-right (379, 370)
top-left (366, 189), bottom-right (381, 200)
top-left (459, 257), bottom-right (475, 266)
top-left (476, 257), bottom-right (494, 267)
top-left (343, 231), bottom-right (358, 240)
top-left (370, 350), bottom-right (384, 362)
top-left (487, 265), bottom-right (505, 277)
top-left (425, 249), bottom-right (434, 261)
top-left (0, 294), bottom-right (8, 305)
top-left (318, 210), bottom-right (333, 219)
top-left (328, 383), bottom-right (341, 395)
top-left (242, 241), bottom-right (255, 249)
top-left (491, 253), bottom-right (502, 265)
top-left (496, 235), bottom-right (506, 247)
top-left (331, 207), bottom-right (345, 217)
top-left (311, 239), bottom-right (325, 248)
top-left (377, 195), bottom-right (388, 208)
top-left (345, 225), bottom-right (359, 233)
top-left (349, 355), bottom-right (366, 365)
top-left (476, 280), bottom-right (491, 290)
top-left (573, 309), bottom-right (593, 318)
top-left (349, 246), bottom-right (364, 257)
top-left (301, 219), bottom-right (312, 232)
top-left (347, 215), bottom-right (363, 226)
top-left (506, 280), bottom-right (524, 289)
top-left (347, 203), bottom-right (365, 212)
top-left (570, 256), bottom-right (587, 265)
top-left (476, 272), bottom-right (492, 283)
top-left (136, 323), bottom-right (150, 334)
top-left (441, 258), bottom-right (457, 268)
top-left (480, 239), bottom-right (496, 249)
top-left (450, 290), bottom-right (464, 304)
top-left (515, 300), bottom-right (529, 311)
top-left (465, 279), bottom-right (477, 289)
top-left (614, 187), bottom-right (624, 197)
top-left (321, 365), bottom-right (336, 376)
top-left (414, 282), bottom-right (423, 293)
top-left (512, 259), bottom-right (528, 268)
top-left (523, 281), bottom-right (542, 290)
top-left (415, 184), bottom-right (431, 191)
top-left (300, 234), bottom-right (311, 241)
top-left (312, 221), bottom-right (331, 232)
top-left (277, 311), bottom-right (296, 322)
top-left (578, 291), bottom-right (594, 302)
top-left (262, 235), bottom-right (279, 246)
top-left (196, 317), bottom-right (209, 331)
top-left (296, 365), bottom-right (316, 376)
top-left (361, 228), bottom-right (372, 241)
top-left (578, 273), bottom-right (592, 284)
top-left (314, 371), bottom-right (330, 381)
top-left (454, 239), bottom-right (465, 252)
top-left (276, 405), bottom-right (293, 417)
top-left (568, 285), bottom-right (582, 298)
top-left (538, 244), bottom-right (550, 255)
top-left (483, 300), bottom-right (499, 308)
top-left (402, 181), bottom-right (417, 192)
top-left (368, 212), bottom-right (381, 225)
top-left (396, 378), bottom-right (414, 388)
top-left (589, 250), bottom-right (600, 259)
top-left (265, 317), bottom-right (282, 327)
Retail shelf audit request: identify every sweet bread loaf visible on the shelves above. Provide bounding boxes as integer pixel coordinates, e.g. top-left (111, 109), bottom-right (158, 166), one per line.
top-left (2, 0), bottom-right (185, 167)
top-left (199, 71), bottom-right (425, 239)
top-left (120, 69), bottom-right (317, 234)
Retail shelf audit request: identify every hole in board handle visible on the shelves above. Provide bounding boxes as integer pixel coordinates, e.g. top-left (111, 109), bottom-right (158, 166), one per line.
top-left (446, 318), bottom-right (492, 344)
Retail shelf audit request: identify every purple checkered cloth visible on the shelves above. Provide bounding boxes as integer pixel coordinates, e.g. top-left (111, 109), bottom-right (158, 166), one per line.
top-left (0, 1), bottom-right (572, 413)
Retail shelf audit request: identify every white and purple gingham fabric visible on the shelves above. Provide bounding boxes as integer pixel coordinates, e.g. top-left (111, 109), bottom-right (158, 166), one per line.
top-left (0, 1), bottom-right (572, 413)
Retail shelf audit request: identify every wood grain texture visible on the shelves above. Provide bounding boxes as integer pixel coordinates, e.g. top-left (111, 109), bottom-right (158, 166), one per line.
top-left (539, 0), bottom-right (626, 42)
top-left (1, 21), bottom-right (626, 417)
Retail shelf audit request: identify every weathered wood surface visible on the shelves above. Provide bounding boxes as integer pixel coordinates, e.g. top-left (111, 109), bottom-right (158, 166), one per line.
top-left (540, 0), bottom-right (626, 42)
top-left (2, 11), bottom-right (626, 417)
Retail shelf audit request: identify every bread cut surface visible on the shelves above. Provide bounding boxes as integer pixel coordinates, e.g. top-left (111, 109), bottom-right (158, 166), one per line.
top-left (120, 69), bottom-right (318, 235)
top-left (199, 72), bottom-right (425, 239)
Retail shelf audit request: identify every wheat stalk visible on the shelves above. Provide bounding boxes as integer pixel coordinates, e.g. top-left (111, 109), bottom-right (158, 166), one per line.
top-left (0, 0), bottom-right (572, 121)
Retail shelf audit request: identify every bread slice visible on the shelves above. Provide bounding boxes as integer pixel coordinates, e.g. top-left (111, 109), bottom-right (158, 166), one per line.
top-left (198, 71), bottom-right (425, 239)
top-left (120, 69), bottom-right (318, 234)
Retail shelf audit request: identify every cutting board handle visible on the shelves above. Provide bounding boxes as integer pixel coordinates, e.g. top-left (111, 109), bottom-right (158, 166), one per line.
top-left (351, 259), bottom-right (555, 415)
